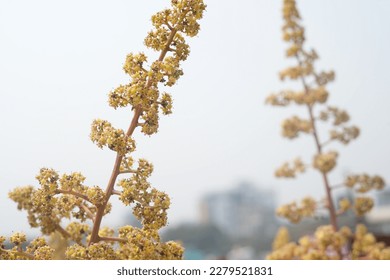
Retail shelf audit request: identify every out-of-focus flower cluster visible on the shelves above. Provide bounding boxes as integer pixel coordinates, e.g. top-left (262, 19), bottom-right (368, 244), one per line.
top-left (337, 197), bottom-right (375, 216)
top-left (319, 106), bottom-right (360, 145)
top-left (266, 0), bottom-right (388, 260)
top-left (275, 158), bottom-right (305, 178)
top-left (312, 151), bottom-right (338, 174)
top-left (319, 106), bottom-right (350, 125)
top-left (334, 173), bottom-right (385, 217)
top-left (266, 87), bottom-right (329, 107)
top-left (268, 225), bottom-right (390, 260)
top-left (276, 197), bottom-right (317, 223)
top-left (281, 116), bottom-right (312, 139)
top-left (344, 174), bottom-right (385, 193)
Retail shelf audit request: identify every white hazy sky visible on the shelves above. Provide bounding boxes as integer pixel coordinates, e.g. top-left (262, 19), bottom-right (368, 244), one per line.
top-left (1, 0), bottom-right (390, 236)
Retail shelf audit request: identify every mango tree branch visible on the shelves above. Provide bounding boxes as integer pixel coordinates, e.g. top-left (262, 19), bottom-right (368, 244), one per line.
top-left (57, 189), bottom-right (94, 205)
top-left (295, 54), bottom-right (338, 231)
top-left (55, 224), bottom-right (71, 240)
top-left (112, 190), bottom-right (122, 196)
top-left (118, 169), bottom-right (136, 174)
top-left (330, 183), bottom-right (346, 190)
top-left (89, 25), bottom-right (180, 245)
top-left (79, 203), bottom-right (96, 222)
top-left (321, 138), bottom-right (334, 147)
top-left (100, 236), bottom-right (127, 243)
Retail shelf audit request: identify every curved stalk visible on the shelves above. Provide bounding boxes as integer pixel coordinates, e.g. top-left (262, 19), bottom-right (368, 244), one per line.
top-left (89, 27), bottom-right (180, 245)
top-left (296, 55), bottom-right (338, 231)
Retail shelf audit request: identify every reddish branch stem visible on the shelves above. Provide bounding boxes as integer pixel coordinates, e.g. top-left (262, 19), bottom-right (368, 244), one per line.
top-left (55, 224), bottom-right (72, 241)
top-left (57, 189), bottom-right (94, 204)
top-left (89, 27), bottom-right (179, 245)
top-left (296, 55), bottom-right (338, 231)
top-left (99, 236), bottom-right (127, 243)
top-left (79, 203), bottom-right (96, 222)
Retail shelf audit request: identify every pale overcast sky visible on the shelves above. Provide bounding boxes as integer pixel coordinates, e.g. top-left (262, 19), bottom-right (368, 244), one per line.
top-left (1, 0), bottom-right (390, 236)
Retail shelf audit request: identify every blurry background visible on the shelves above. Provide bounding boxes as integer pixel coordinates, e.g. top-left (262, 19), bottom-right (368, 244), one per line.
top-left (1, 0), bottom-right (390, 259)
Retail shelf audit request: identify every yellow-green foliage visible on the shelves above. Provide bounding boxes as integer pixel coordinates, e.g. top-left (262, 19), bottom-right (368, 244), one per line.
top-left (266, 0), bottom-right (388, 260)
top-left (1, 0), bottom-right (206, 260)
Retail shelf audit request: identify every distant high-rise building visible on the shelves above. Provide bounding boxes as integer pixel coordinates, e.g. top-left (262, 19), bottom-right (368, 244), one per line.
top-left (200, 182), bottom-right (276, 239)
top-left (366, 187), bottom-right (390, 234)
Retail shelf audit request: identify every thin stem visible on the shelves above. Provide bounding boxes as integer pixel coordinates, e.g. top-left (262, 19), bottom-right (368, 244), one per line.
top-left (321, 138), bottom-right (333, 147)
top-left (330, 183), bottom-right (346, 190)
top-left (112, 190), bottom-right (122, 196)
top-left (56, 224), bottom-right (85, 246)
top-left (89, 24), bottom-right (181, 245)
top-left (56, 224), bottom-right (71, 239)
top-left (336, 209), bottom-right (346, 216)
top-left (158, 28), bottom-right (177, 61)
top-left (118, 169), bottom-right (136, 174)
top-left (57, 189), bottom-right (94, 205)
top-left (165, 20), bottom-right (173, 31)
top-left (79, 203), bottom-right (95, 222)
top-left (100, 236), bottom-right (127, 243)
top-left (296, 55), bottom-right (338, 231)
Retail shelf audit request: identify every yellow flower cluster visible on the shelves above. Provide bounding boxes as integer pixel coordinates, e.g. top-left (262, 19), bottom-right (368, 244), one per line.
top-left (66, 222), bottom-right (91, 244)
top-left (35, 168), bottom-right (59, 194)
top-left (268, 224), bottom-right (390, 260)
top-left (266, 87), bottom-right (328, 107)
top-left (0, 233), bottom-right (54, 260)
top-left (319, 106), bottom-right (350, 126)
top-left (59, 172), bottom-right (86, 192)
top-left (9, 232), bottom-right (27, 245)
top-left (107, 0), bottom-right (206, 136)
top-left (8, 169), bottom-right (111, 238)
top-left (352, 224), bottom-right (390, 259)
top-left (118, 160), bottom-right (170, 232)
top-left (281, 116), bottom-right (312, 139)
top-left (315, 70), bottom-right (335, 86)
top-left (29, 241), bottom-right (55, 260)
top-left (279, 64), bottom-right (313, 80)
top-left (276, 197), bottom-right (317, 223)
top-left (344, 173), bottom-right (385, 193)
top-left (329, 126), bottom-right (360, 145)
top-left (272, 227), bottom-right (290, 251)
top-left (65, 242), bottom-right (117, 260)
top-left (275, 158), bottom-right (305, 178)
top-left (64, 225), bottom-right (183, 260)
top-left (312, 151), bottom-right (338, 173)
top-left (87, 242), bottom-right (117, 259)
top-left (90, 119), bottom-right (136, 155)
top-left (120, 155), bottom-right (134, 172)
top-left (354, 197), bottom-right (374, 216)
top-left (86, 186), bottom-right (106, 207)
top-left (338, 198), bottom-right (351, 213)
top-left (4, 0), bottom-right (205, 260)
top-left (266, 0), bottom-right (388, 260)
top-left (116, 226), bottom-right (183, 260)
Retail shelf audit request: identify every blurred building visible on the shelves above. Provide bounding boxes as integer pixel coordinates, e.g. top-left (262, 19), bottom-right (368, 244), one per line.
top-left (200, 182), bottom-right (277, 240)
top-left (366, 187), bottom-right (390, 235)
